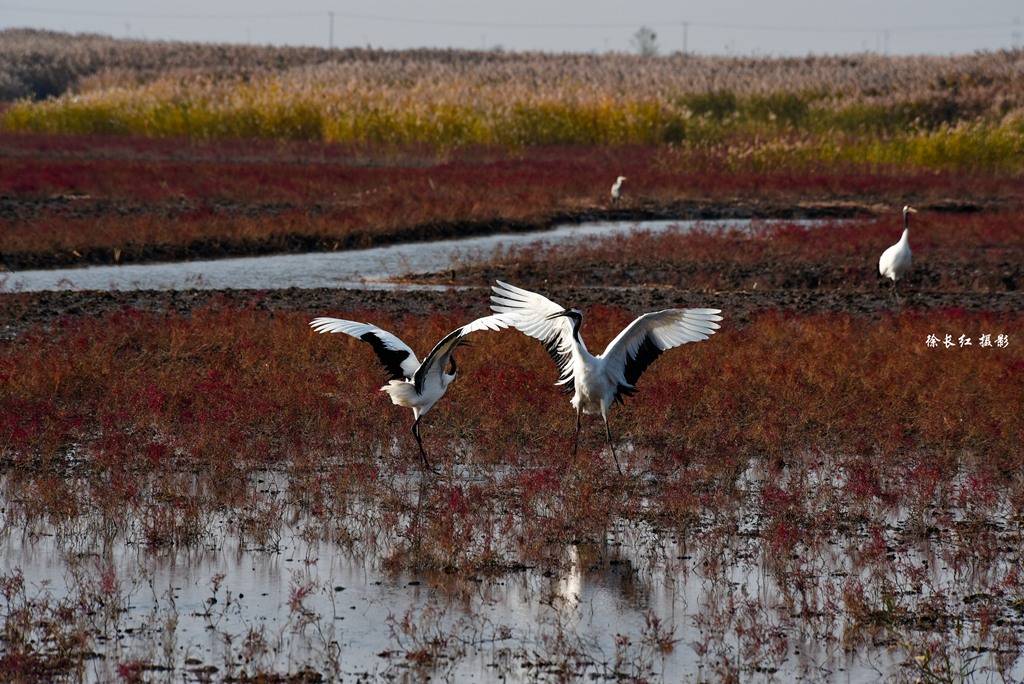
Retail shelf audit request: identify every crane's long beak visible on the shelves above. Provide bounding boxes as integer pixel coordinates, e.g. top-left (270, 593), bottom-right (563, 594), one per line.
top-left (546, 310), bottom-right (571, 320)
top-left (906, 207), bottom-right (918, 214)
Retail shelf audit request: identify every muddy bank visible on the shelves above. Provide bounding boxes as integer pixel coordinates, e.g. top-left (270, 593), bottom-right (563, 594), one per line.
top-left (0, 195), bottom-right (309, 222)
top-left (413, 258), bottom-right (1023, 293)
top-left (0, 196), bottom-right (998, 271)
top-left (4, 286), bottom-right (1021, 340)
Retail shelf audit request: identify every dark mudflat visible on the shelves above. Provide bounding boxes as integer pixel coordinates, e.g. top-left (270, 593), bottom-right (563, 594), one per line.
top-left (3, 286), bottom-right (1020, 340)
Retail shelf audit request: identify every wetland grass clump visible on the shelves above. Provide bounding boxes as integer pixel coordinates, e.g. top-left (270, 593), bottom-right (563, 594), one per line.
top-left (4, 35), bottom-right (1024, 170)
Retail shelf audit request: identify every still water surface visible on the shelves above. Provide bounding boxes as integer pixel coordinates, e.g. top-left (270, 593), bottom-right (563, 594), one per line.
top-left (1, 219), bottom-right (824, 292)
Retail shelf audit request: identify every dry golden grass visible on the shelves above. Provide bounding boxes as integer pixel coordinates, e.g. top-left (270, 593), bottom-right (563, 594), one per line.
top-left (4, 30), bottom-right (1024, 162)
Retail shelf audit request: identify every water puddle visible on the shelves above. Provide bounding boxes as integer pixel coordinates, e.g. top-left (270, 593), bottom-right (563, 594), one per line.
top-left (2, 504), bottom-right (862, 681)
top-left (4, 461), bottom-right (1020, 681)
top-left (1, 218), bottom-right (826, 293)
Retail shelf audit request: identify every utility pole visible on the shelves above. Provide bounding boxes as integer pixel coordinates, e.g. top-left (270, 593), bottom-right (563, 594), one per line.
top-left (328, 11), bottom-right (335, 49)
top-left (682, 21), bottom-right (689, 55)
top-left (883, 29), bottom-right (890, 55)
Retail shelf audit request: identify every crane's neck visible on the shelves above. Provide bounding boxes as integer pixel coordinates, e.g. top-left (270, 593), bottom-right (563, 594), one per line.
top-left (566, 312), bottom-right (593, 359)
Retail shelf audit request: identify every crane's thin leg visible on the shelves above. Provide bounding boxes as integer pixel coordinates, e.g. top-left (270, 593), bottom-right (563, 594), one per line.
top-left (572, 409), bottom-right (582, 457)
top-left (603, 415), bottom-right (623, 475)
top-left (412, 418), bottom-right (432, 471)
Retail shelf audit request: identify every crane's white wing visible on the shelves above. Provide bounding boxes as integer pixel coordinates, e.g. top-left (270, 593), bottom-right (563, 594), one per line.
top-left (310, 317), bottom-right (419, 381)
top-left (599, 308), bottom-right (722, 403)
top-left (489, 280), bottom-right (576, 388)
top-left (412, 314), bottom-right (511, 392)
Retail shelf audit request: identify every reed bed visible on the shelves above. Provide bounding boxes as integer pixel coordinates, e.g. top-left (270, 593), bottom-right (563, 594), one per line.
top-left (5, 29), bottom-right (1024, 105)
top-left (3, 30), bottom-right (1024, 165)
top-left (0, 28), bottom-right (342, 101)
top-left (6, 77), bottom-right (1023, 168)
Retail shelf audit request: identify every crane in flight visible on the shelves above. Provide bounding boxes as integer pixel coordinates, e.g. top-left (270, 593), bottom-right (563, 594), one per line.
top-left (490, 281), bottom-right (721, 473)
top-left (310, 314), bottom-right (510, 470)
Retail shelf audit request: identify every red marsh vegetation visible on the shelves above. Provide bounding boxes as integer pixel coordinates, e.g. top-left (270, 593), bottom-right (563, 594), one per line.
top-left (2, 304), bottom-right (1021, 679)
top-left (1, 134), bottom-right (1021, 268)
top-left (2, 305), bottom-right (1020, 542)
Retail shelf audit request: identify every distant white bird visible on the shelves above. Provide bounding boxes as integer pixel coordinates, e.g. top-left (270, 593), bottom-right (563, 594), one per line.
top-left (610, 175), bottom-right (626, 204)
top-left (878, 205), bottom-right (918, 298)
top-left (310, 314), bottom-right (510, 469)
top-left (491, 281), bottom-right (722, 473)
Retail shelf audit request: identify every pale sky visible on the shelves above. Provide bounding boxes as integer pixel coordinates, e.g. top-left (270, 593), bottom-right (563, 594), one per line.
top-left (3, 1), bottom-right (1022, 55)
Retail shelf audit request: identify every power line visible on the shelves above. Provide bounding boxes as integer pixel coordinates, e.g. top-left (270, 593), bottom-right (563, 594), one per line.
top-left (0, 4), bottom-right (1014, 34)
top-left (684, 21), bottom-right (1009, 34)
top-left (0, 4), bottom-right (321, 20)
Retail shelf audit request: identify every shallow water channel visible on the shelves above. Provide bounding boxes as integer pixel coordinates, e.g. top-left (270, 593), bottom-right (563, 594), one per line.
top-left (0, 471), bottom-right (860, 681)
top-left (4, 460), bottom-right (1021, 682)
top-left (2, 219), bottom-right (823, 292)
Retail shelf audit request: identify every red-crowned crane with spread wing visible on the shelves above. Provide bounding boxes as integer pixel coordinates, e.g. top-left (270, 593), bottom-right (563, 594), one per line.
top-left (490, 281), bottom-right (722, 473)
top-left (310, 313), bottom-right (510, 469)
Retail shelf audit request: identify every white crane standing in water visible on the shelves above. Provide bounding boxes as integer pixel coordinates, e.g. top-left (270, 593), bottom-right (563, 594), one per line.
top-left (310, 314), bottom-right (510, 469)
top-left (490, 281), bottom-right (722, 474)
top-left (878, 205), bottom-right (918, 299)
top-left (610, 175), bottom-right (626, 204)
